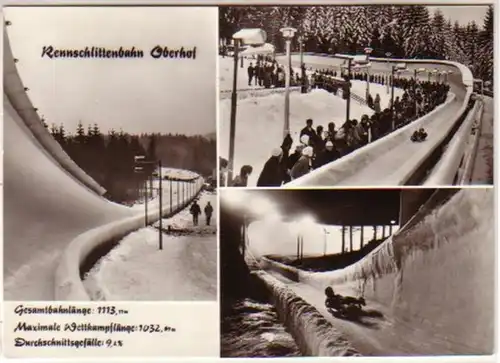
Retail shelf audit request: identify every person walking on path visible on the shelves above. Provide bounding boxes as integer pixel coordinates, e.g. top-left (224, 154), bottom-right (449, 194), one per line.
top-left (204, 202), bottom-right (214, 226)
top-left (190, 200), bottom-right (202, 226)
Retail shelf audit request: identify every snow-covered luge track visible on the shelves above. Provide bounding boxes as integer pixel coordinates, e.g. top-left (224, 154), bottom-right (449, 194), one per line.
top-left (255, 188), bottom-right (494, 355)
top-left (279, 54), bottom-right (473, 187)
top-left (3, 23), bottom-right (202, 300)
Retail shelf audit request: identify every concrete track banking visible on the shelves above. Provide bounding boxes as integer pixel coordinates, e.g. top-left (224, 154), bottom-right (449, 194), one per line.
top-left (276, 54), bottom-right (469, 187)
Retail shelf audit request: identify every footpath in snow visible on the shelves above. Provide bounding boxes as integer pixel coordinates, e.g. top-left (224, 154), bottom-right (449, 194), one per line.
top-left (83, 191), bottom-right (217, 301)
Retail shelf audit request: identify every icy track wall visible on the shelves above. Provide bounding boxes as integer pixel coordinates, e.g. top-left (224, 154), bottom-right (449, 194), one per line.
top-left (55, 177), bottom-right (204, 300)
top-left (286, 53), bottom-right (474, 187)
top-left (301, 189), bottom-right (494, 354)
top-left (4, 26), bottom-right (106, 196)
top-left (256, 271), bottom-right (360, 357)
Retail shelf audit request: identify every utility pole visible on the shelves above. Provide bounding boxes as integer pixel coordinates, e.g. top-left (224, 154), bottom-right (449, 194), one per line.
top-left (228, 39), bottom-right (240, 184)
top-left (158, 160), bottom-right (163, 250)
top-left (346, 58), bottom-right (352, 123)
top-left (169, 178), bottom-right (173, 214)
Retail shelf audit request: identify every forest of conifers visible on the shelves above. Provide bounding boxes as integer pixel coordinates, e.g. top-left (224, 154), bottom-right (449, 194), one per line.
top-left (220, 5), bottom-right (494, 84)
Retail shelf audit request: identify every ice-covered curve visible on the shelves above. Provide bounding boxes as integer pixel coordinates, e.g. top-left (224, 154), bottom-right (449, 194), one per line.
top-left (282, 54), bottom-right (474, 187)
top-left (3, 23), bottom-right (203, 301)
top-left (259, 188), bottom-right (494, 355)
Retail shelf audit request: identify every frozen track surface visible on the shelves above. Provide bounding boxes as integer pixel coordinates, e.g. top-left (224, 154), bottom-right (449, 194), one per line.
top-left (276, 55), bottom-right (467, 186)
top-left (260, 189), bottom-right (494, 355)
top-left (3, 28), bottom-right (194, 300)
top-left (3, 95), bottom-right (134, 300)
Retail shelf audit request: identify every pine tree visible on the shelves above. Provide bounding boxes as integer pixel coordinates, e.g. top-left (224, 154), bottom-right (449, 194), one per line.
top-left (429, 9), bottom-right (447, 59)
top-left (477, 5), bottom-right (494, 83)
top-left (464, 21), bottom-right (480, 74)
top-left (75, 121), bottom-right (86, 145)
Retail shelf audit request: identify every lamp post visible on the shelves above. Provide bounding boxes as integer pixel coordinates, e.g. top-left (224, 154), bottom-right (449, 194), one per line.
top-left (345, 58), bottom-right (352, 123)
top-left (413, 68), bottom-right (426, 115)
top-left (391, 65), bottom-right (396, 130)
top-left (322, 228), bottom-right (330, 256)
top-left (391, 63), bottom-right (407, 130)
top-left (228, 38), bottom-right (240, 185)
top-left (280, 27), bottom-right (297, 139)
top-left (158, 161), bottom-right (163, 250)
top-left (385, 52), bottom-right (392, 94)
top-left (228, 29), bottom-right (267, 184)
top-left (364, 47), bottom-right (373, 100)
top-left (299, 35), bottom-right (307, 94)
top-left (169, 177), bottom-right (173, 214)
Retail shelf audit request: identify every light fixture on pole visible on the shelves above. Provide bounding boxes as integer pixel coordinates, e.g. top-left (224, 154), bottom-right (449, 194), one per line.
top-left (228, 29), bottom-right (267, 184)
top-left (385, 52), bottom-right (392, 94)
top-left (364, 47), bottom-right (373, 100)
top-left (280, 27), bottom-right (297, 140)
top-left (413, 68), bottom-right (426, 114)
top-left (299, 35), bottom-right (307, 94)
top-left (322, 227), bottom-right (330, 256)
top-left (391, 63), bottom-right (407, 131)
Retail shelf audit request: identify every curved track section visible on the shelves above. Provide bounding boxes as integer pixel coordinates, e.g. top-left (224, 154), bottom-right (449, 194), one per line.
top-left (259, 188), bottom-right (494, 355)
top-left (278, 54), bottom-right (472, 187)
top-left (4, 25), bottom-right (135, 300)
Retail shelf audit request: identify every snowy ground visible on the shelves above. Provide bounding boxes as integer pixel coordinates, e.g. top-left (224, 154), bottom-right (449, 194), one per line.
top-left (83, 191), bottom-right (217, 301)
top-left (219, 56), bottom-right (403, 187)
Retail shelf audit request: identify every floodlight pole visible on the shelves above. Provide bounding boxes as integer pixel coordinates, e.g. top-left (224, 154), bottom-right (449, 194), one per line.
top-left (169, 178), bottom-right (173, 214)
top-left (144, 181), bottom-right (148, 225)
top-left (346, 58), bottom-right (352, 123)
top-left (385, 52), bottom-right (391, 94)
top-left (228, 39), bottom-right (240, 184)
top-left (391, 65), bottom-right (396, 131)
top-left (284, 37), bottom-right (291, 139)
top-left (364, 47), bottom-right (373, 100)
top-left (158, 160), bottom-right (163, 250)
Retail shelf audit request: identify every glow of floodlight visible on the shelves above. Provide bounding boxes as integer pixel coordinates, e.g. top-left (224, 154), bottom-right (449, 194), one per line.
top-left (299, 215), bottom-right (316, 226)
top-left (249, 196), bottom-right (276, 215)
top-left (221, 189), bottom-right (247, 207)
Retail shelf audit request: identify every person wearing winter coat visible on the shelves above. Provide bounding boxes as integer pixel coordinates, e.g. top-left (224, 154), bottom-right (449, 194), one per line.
top-left (288, 144), bottom-right (304, 170)
top-left (219, 157), bottom-right (228, 187)
top-left (291, 146), bottom-right (314, 180)
top-left (300, 119), bottom-right (317, 144)
top-left (190, 201), bottom-right (202, 226)
top-left (257, 148), bottom-right (285, 187)
top-left (374, 94), bottom-right (381, 113)
top-left (314, 141), bottom-right (340, 168)
top-left (204, 202), bottom-right (214, 226)
top-left (231, 165), bottom-right (253, 187)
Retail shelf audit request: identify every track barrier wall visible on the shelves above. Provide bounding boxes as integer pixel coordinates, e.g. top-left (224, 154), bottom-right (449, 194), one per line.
top-left (283, 53), bottom-right (474, 186)
top-left (55, 177), bottom-right (204, 300)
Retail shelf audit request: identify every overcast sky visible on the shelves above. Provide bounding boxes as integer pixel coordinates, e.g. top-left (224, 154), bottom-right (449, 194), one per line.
top-left (4, 6), bottom-right (217, 136)
top-left (428, 5), bottom-right (489, 26)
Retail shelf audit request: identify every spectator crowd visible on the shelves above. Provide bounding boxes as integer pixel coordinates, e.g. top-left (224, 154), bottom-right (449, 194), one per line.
top-left (222, 62), bottom-right (451, 188)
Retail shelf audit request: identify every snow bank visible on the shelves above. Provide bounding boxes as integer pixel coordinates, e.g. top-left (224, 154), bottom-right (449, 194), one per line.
top-left (286, 92), bottom-right (457, 187)
top-left (4, 28), bottom-right (106, 196)
top-left (55, 177), bottom-right (204, 300)
top-left (84, 192), bottom-right (217, 301)
top-left (256, 271), bottom-right (360, 357)
top-left (260, 257), bottom-right (300, 282)
top-left (298, 189), bottom-right (494, 354)
top-left (220, 89), bottom-right (375, 186)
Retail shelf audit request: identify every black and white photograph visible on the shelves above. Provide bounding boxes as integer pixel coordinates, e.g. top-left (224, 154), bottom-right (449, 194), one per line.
top-left (220, 187), bottom-right (494, 357)
top-left (218, 5), bottom-right (494, 187)
top-left (4, 6), bottom-right (217, 301)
